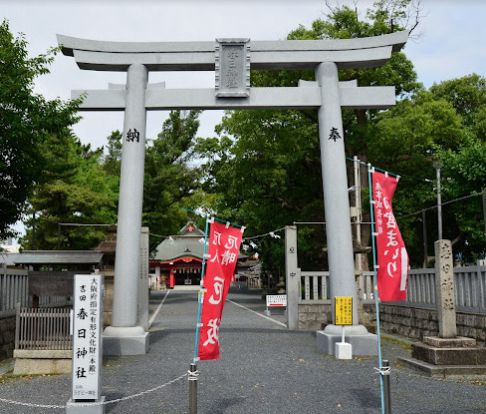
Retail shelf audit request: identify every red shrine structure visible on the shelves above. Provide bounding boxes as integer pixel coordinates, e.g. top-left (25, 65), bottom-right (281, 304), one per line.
top-left (150, 222), bottom-right (205, 288)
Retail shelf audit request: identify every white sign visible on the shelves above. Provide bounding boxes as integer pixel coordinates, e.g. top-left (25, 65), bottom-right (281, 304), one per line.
top-left (72, 274), bottom-right (103, 401)
top-left (266, 294), bottom-right (287, 307)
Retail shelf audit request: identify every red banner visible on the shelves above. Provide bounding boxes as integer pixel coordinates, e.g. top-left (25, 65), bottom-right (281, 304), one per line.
top-left (372, 171), bottom-right (409, 302)
top-left (198, 221), bottom-right (243, 360)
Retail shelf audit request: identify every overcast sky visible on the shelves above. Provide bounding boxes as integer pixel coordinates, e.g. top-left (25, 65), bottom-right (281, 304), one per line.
top-left (3, 0), bottom-right (485, 151)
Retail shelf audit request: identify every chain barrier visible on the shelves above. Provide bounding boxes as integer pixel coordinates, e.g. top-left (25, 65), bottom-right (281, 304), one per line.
top-left (0, 371), bottom-right (188, 409)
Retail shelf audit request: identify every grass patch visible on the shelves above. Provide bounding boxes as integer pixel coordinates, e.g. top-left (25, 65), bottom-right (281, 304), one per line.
top-left (0, 372), bottom-right (58, 385)
top-left (381, 335), bottom-right (412, 351)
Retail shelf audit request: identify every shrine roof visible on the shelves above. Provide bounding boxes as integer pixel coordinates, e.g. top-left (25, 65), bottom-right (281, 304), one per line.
top-left (4, 250), bottom-right (103, 265)
top-left (153, 222), bottom-right (205, 261)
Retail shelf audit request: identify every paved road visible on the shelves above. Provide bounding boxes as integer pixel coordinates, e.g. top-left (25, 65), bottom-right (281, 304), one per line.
top-left (1, 288), bottom-right (486, 413)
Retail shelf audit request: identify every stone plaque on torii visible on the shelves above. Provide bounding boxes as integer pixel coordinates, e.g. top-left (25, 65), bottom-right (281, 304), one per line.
top-left (58, 31), bottom-right (408, 355)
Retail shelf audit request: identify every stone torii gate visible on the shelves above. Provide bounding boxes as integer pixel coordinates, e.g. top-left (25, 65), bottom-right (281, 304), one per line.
top-left (58, 32), bottom-right (408, 355)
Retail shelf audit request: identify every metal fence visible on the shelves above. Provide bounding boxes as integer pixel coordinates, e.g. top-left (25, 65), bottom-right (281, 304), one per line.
top-left (0, 268), bottom-right (29, 317)
top-left (400, 266), bottom-right (486, 314)
top-left (15, 307), bottom-right (72, 350)
top-left (297, 266), bottom-right (486, 314)
top-left (399, 268), bottom-right (436, 309)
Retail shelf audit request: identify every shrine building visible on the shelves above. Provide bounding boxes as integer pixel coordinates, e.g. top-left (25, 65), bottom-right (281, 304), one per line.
top-left (150, 222), bottom-right (205, 288)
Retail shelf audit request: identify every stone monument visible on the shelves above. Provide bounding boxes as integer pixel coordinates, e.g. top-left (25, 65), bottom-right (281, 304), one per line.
top-left (285, 226), bottom-right (299, 330)
top-left (400, 240), bottom-right (486, 376)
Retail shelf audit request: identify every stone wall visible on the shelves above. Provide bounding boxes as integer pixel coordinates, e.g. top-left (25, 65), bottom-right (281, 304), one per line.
top-left (0, 315), bottom-right (16, 359)
top-left (103, 274), bottom-right (114, 326)
top-left (365, 304), bottom-right (438, 339)
top-left (298, 303), bottom-right (331, 330)
top-left (456, 313), bottom-right (486, 343)
top-left (297, 303), bottom-right (486, 344)
top-left (364, 304), bottom-right (486, 345)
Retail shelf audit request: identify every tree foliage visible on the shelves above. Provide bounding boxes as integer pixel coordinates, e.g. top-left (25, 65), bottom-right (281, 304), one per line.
top-left (372, 75), bottom-right (486, 263)
top-left (143, 111), bottom-right (203, 249)
top-left (0, 20), bottom-right (80, 239)
top-left (21, 133), bottom-right (118, 249)
top-left (432, 76), bottom-right (486, 260)
top-left (22, 110), bottom-right (204, 251)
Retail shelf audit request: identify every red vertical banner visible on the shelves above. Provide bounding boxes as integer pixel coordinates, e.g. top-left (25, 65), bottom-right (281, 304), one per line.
top-left (372, 171), bottom-right (409, 302)
top-left (198, 221), bottom-right (243, 360)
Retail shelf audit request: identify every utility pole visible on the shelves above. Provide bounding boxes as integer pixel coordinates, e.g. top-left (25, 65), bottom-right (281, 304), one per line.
top-left (483, 192), bottom-right (486, 236)
top-left (353, 156), bottom-right (362, 272)
top-left (434, 161), bottom-right (443, 240)
top-left (32, 211), bottom-right (36, 250)
top-left (422, 210), bottom-right (428, 267)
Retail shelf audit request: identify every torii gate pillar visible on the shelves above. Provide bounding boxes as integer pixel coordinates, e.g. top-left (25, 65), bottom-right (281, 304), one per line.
top-left (103, 64), bottom-right (149, 355)
top-left (316, 62), bottom-right (377, 355)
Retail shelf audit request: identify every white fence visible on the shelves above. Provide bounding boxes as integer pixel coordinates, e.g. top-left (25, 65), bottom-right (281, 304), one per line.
top-left (299, 272), bottom-right (329, 303)
top-left (15, 307), bottom-right (72, 350)
top-left (246, 275), bottom-right (262, 289)
top-left (297, 266), bottom-right (486, 315)
top-left (298, 271), bottom-right (373, 304)
top-left (0, 268), bottom-right (29, 317)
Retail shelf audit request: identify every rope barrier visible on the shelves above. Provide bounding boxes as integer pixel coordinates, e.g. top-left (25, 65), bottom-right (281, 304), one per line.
top-left (243, 227), bottom-right (285, 241)
top-left (188, 369), bottom-right (200, 381)
top-left (0, 371), bottom-right (188, 409)
top-left (374, 366), bottom-right (392, 376)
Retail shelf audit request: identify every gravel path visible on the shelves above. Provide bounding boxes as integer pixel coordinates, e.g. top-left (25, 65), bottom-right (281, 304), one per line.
top-left (1, 288), bottom-right (485, 413)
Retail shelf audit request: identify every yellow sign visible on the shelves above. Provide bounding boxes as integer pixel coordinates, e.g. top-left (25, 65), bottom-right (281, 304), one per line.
top-left (334, 296), bottom-right (353, 325)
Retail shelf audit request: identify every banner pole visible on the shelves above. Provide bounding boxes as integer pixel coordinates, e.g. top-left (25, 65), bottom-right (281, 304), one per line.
top-left (368, 164), bottom-right (385, 414)
top-left (193, 214), bottom-right (211, 363)
top-left (189, 362), bottom-right (198, 414)
top-left (189, 214), bottom-right (210, 414)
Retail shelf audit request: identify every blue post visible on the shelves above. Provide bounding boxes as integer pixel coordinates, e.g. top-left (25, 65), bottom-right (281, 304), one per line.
top-left (193, 215), bottom-right (211, 363)
top-left (189, 215), bottom-right (210, 414)
top-left (368, 164), bottom-right (385, 414)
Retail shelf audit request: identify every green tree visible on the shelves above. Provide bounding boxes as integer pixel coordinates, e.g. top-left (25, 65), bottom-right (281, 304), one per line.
top-left (440, 136), bottom-right (486, 260)
top-left (21, 133), bottom-right (118, 249)
top-left (369, 90), bottom-right (464, 264)
top-left (0, 20), bottom-right (79, 239)
top-left (143, 111), bottom-right (203, 248)
top-left (103, 130), bottom-right (122, 177)
top-left (373, 75), bottom-right (486, 264)
top-left (429, 75), bottom-right (486, 261)
top-left (430, 74), bottom-right (486, 128)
